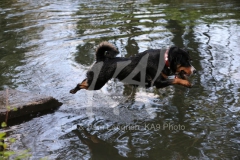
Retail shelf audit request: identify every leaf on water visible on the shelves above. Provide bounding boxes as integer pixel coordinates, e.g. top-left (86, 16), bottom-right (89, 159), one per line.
top-left (0, 132), bottom-right (6, 139)
top-left (1, 122), bottom-right (7, 128)
top-left (9, 138), bottom-right (16, 143)
top-left (3, 151), bottom-right (15, 157)
top-left (6, 106), bottom-right (11, 111)
top-left (14, 149), bottom-right (32, 159)
top-left (3, 143), bottom-right (7, 149)
top-left (40, 157), bottom-right (49, 160)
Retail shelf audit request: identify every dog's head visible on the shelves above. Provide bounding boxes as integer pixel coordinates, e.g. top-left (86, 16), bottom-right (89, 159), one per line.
top-left (168, 47), bottom-right (196, 79)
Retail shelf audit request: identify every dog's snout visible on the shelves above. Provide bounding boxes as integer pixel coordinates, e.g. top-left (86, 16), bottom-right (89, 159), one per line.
top-left (191, 66), bottom-right (197, 75)
top-left (193, 69), bottom-right (197, 74)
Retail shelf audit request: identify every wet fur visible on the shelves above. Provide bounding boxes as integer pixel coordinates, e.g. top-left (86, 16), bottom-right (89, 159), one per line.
top-left (70, 42), bottom-right (196, 93)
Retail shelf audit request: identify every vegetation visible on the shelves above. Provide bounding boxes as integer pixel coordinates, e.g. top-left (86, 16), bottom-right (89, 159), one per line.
top-left (0, 89), bottom-right (31, 160)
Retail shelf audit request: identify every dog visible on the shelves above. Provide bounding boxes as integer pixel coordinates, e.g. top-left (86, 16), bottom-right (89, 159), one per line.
top-left (70, 42), bottom-right (196, 94)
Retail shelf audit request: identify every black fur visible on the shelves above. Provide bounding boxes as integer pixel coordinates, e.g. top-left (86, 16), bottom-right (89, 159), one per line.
top-left (70, 42), bottom-right (195, 93)
top-left (95, 41), bottom-right (119, 61)
top-left (168, 47), bottom-right (192, 73)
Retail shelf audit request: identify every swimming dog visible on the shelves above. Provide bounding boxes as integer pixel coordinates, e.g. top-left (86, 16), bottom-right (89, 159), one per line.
top-left (70, 42), bottom-right (196, 94)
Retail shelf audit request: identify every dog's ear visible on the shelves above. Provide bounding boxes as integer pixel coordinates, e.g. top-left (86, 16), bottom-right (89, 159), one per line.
top-left (180, 48), bottom-right (191, 61)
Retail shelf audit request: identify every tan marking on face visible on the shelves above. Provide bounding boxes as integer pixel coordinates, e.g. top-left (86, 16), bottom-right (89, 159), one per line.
top-left (176, 66), bottom-right (193, 75)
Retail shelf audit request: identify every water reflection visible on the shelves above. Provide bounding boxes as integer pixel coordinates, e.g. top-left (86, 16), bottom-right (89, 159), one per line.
top-left (0, 0), bottom-right (35, 89)
top-left (0, 0), bottom-right (240, 159)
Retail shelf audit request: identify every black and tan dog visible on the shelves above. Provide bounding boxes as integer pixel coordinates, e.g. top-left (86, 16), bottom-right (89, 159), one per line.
top-left (70, 42), bottom-right (196, 94)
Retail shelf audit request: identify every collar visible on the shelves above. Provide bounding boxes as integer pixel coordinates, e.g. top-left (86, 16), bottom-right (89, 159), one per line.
top-left (164, 49), bottom-right (170, 68)
top-left (164, 48), bottom-right (177, 78)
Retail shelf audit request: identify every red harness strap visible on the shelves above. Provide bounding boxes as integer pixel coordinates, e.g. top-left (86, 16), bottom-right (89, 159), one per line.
top-left (164, 49), bottom-right (170, 68)
top-left (164, 49), bottom-right (179, 79)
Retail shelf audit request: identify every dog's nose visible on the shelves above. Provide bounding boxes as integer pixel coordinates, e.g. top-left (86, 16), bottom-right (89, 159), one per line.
top-left (193, 69), bottom-right (197, 74)
top-left (191, 66), bottom-right (197, 75)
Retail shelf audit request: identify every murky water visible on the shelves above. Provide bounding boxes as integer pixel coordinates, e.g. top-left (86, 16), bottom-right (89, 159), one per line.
top-left (1, 0), bottom-right (240, 159)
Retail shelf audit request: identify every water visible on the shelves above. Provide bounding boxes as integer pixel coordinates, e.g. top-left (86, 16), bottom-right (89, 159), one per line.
top-left (1, 0), bottom-right (240, 159)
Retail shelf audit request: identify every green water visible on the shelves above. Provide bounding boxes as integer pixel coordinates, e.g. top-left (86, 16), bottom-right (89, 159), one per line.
top-left (0, 0), bottom-right (240, 159)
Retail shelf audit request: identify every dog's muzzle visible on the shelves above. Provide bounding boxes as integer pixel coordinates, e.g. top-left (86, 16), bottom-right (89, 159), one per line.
top-left (191, 66), bottom-right (197, 75)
